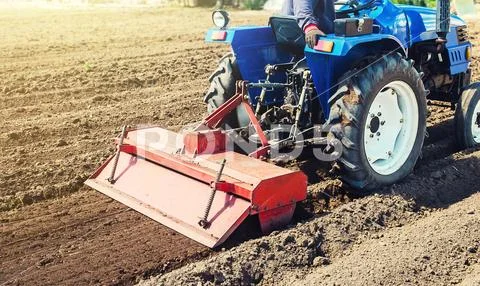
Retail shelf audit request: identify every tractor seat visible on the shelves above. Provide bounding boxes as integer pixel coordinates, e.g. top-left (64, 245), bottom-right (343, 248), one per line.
top-left (269, 16), bottom-right (306, 56)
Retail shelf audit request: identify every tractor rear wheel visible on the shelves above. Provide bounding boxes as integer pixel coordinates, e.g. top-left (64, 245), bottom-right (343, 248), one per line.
top-left (331, 54), bottom-right (427, 190)
top-left (454, 82), bottom-right (480, 149)
top-left (204, 53), bottom-right (248, 129)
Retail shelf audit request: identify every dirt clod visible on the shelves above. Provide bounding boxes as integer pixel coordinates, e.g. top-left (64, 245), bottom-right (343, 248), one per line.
top-left (141, 195), bottom-right (418, 285)
top-left (7, 132), bottom-right (20, 140)
top-left (56, 139), bottom-right (68, 147)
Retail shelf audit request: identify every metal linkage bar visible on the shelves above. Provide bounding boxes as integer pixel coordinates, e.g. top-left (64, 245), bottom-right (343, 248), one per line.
top-left (248, 82), bottom-right (290, 89)
top-left (107, 125), bottom-right (127, 184)
top-left (290, 71), bottom-right (312, 138)
top-left (201, 80), bottom-right (271, 159)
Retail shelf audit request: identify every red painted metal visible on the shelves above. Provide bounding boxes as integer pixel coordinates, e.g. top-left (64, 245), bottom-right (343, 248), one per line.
top-left (203, 93), bottom-right (244, 129)
top-left (258, 204), bottom-right (296, 233)
top-left (85, 81), bottom-right (308, 248)
top-left (183, 129), bottom-right (226, 155)
top-left (86, 127), bottom-right (307, 247)
top-left (85, 152), bottom-right (250, 248)
top-left (202, 81), bottom-right (270, 159)
top-left (241, 101), bottom-right (268, 148)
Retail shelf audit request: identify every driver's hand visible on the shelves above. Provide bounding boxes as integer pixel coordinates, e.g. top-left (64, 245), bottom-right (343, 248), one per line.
top-left (305, 27), bottom-right (326, 48)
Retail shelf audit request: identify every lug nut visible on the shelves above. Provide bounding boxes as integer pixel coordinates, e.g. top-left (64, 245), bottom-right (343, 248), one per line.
top-left (376, 132), bottom-right (381, 136)
top-left (388, 151), bottom-right (392, 156)
top-left (400, 118), bottom-right (404, 123)
top-left (370, 134), bottom-right (374, 138)
top-left (377, 112), bottom-right (382, 116)
top-left (381, 121), bottom-right (385, 125)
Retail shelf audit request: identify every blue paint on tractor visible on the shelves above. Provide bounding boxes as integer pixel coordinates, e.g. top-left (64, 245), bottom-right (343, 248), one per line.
top-left (205, 0), bottom-right (472, 119)
top-left (206, 26), bottom-right (292, 105)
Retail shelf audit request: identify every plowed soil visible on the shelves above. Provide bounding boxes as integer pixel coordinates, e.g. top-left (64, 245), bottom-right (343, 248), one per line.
top-left (0, 6), bottom-right (240, 285)
top-left (1, 4), bottom-right (479, 286)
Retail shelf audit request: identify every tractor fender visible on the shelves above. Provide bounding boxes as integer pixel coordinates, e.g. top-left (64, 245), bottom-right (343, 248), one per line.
top-left (304, 34), bottom-right (406, 119)
top-left (206, 27), bottom-right (406, 57)
top-left (205, 26), bottom-right (275, 48)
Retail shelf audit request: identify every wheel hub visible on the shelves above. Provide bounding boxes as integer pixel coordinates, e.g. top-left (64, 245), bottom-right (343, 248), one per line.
top-left (369, 116), bottom-right (380, 133)
top-left (363, 81), bottom-right (419, 176)
top-left (364, 88), bottom-right (403, 163)
top-left (471, 108), bottom-right (480, 143)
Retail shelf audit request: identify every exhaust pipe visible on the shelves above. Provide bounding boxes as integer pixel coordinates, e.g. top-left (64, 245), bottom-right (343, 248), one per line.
top-left (436, 0), bottom-right (450, 44)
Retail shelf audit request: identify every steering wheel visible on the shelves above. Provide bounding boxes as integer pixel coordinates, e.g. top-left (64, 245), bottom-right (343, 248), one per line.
top-left (334, 0), bottom-right (360, 9)
top-left (334, 0), bottom-right (376, 15)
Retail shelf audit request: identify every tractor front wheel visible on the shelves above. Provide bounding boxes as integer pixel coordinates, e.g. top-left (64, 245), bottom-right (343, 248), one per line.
top-left (454, 82), bottom-right (480, 149)
top-left (332, 54), bottom-right (427, 190)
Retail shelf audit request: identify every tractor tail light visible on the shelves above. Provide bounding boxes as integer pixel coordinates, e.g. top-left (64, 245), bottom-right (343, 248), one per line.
top-left (314, 40), bottom-right (334, 53)
top-left (211, 31), bottom-right (227, 41)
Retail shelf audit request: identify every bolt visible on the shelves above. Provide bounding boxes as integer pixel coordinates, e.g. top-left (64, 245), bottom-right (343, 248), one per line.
top-left (376, 132), bottom-right (381, 136)
top-left (381, 121), bottom-right (385, 125)
top-left (370, 113), bottom-right (375, 118)
top-left (377, 112), bottom-right (382, 116)
top-left (370, 134), bottom-right (374, 138)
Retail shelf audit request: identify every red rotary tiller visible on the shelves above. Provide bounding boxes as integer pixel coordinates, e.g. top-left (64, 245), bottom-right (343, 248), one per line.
top-left (86, 81), bottom-right (307, 247)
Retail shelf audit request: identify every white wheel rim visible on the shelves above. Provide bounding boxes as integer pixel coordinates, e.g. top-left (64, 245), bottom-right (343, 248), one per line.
top-left (363, 81), bottom-right (419, 176)
top-left (471, 100), bottom-right (480, 143)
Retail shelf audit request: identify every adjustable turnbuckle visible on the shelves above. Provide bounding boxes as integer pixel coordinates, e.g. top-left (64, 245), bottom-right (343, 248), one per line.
top-left (198, 159), bottom-right (227, 229)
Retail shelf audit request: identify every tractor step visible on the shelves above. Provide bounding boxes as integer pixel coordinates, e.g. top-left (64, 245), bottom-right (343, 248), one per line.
top-left (86, 127), bottom-right (307, 248)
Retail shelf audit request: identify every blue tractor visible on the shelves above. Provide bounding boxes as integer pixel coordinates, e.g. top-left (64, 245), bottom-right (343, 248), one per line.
top-left (85, 0), bottom-right (478, 248)
top-left (204, 0), bottom-right (476, 190)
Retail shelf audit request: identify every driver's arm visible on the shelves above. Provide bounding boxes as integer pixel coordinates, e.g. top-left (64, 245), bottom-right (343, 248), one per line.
top-left (292, 0), bottom-right (327, 48)
top-left (293, 0), bottom-right (320, 31)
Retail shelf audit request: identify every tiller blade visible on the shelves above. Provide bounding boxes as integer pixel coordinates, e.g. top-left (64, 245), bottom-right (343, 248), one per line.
top-left (85, 82), bottom-right (307, 248)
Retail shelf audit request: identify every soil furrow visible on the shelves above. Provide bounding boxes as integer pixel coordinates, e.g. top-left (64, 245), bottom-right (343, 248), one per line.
top-left (1, 5), bottom-right (479, 286)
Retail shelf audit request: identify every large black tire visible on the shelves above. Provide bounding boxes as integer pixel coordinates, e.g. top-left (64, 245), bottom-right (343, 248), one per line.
top-left (204, 53), bottom-right (248, 128)
top-left (331, 54), bottom-right (427, 190)
top-left (454, 82), bottom-right (480, 149)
